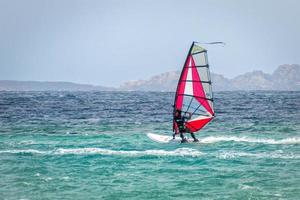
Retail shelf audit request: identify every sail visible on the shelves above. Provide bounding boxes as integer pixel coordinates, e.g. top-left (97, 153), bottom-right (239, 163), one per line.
top-left (173, 42), bottom-right (214, 133)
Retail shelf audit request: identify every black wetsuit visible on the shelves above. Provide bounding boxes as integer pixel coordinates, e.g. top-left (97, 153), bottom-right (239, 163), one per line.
top-left (174, 113), bottom-right (198, 142)
top-left (174, 114), bottom-right (187, 141)
top-left (175, 116), bottom-right (185, 133)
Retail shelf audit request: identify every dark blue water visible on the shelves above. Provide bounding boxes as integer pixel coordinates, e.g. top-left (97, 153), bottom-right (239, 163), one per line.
top-left (0, 91), bottom-right (299, 199)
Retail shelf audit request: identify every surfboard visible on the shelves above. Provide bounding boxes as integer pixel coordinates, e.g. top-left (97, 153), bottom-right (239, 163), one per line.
top-left (147, 133), bottom-right (196, 143)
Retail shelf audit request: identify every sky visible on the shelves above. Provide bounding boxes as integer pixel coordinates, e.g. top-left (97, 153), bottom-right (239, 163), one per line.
top-left (0, 0), bottom-right (299, 86)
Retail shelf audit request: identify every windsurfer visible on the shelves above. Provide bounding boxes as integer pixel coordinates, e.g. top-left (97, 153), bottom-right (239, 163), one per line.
top-left (173, 109), bottom-right (199, 143)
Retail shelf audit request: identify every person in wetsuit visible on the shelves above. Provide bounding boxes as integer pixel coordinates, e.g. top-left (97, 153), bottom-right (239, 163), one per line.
top-left (173, 109), bottom-right (199, 143)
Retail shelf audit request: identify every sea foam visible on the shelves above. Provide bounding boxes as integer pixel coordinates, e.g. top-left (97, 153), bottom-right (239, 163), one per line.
top-left (0, 148), bottom-right (203, 157)
top-left (217, 150), bottom-right (300, 159)
top-left (53, 147), bottom-right (203, 157)
top-left (199, 136), bottom-right (300, 145)
top-left (0, 149), bottom-right (47, 154)
top-left (1, 148), bottom-right (299, 159)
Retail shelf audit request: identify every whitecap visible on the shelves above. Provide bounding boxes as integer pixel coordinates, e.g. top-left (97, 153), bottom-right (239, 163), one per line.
top-left (53, 147), bottom-right (203, 157)
top-left (18, 140), bottom-right (36, 145)
top-left (217, 151), bottom-right (300, 159)
top-left (61, 176), bottom-right (70, 180)
top-left (0, 149), bottom-right (47, 154)
top-left (199, 136), bottom-right (300, 145)
top-left (238, 184), bottom-right (256, 190)
top-left (44, 177), bottom-right (53, 182)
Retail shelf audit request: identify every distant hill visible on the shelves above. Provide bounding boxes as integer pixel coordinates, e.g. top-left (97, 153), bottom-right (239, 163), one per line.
top-left (120, 71), bottom-right (180, 92)
top-left (0, 80), bottom-right (114, 91)
top-left (2, 64), bottom-right (300, 91)
top-left (120, 64), bottom-right (300, 91)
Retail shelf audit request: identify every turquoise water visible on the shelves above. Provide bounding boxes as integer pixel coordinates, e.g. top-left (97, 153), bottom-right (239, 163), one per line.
top-left (0, 91), bottom-right (299, 199)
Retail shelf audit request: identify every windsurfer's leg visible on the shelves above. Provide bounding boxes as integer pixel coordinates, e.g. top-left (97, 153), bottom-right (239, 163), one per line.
top-left (190, 132), bottom-right (199, 142)
top-left (180, 132), bottom-right (188, 143)
top-left (172, 133), bottom-right (176, 139)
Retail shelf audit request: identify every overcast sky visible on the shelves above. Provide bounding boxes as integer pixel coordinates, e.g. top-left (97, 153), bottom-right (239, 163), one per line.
top-left (0, 0), bottom-right (299, 86)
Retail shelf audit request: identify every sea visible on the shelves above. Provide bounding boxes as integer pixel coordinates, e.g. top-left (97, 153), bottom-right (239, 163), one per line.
top-left (0, 91), bottom-right (299, 200)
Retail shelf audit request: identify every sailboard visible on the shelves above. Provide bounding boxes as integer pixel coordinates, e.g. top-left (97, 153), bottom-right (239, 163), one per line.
top-left (147, 42), bottom-right (215, 144)
top-left (147, 133), bottom-right (197, 143)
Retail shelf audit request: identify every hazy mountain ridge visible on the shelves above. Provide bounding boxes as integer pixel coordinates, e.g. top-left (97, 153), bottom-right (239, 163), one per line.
top-left (0, 80), bottom-right (114, 91)
top-left (1, 64), bottom-right (299, 91)
top-left (120, 64), bottom-right (300, 91)
top-left (120, 71), bottom-right (180, 92)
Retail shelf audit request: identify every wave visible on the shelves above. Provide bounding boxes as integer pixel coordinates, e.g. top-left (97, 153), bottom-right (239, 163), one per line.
top-left (53, 147), bottom-right (203, 157)
top-left (13, 136), bottom-right (300, 147)
top-left (199, 136), bottom-right (300, 145)
top-left (217, 151), bottom-right (300, 159)
top-left (18, 140), bottom-right (36, 145)
top-left (0, 149), bottom-right (47, 154)
top-left (1, 148), bottom-right (299, 159)
top-left (0, 148), bottom-right (203, 157)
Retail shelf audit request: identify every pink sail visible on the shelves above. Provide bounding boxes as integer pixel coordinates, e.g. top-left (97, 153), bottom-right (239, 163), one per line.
top-left (173, 43), bottom-right (214, 133)
top-left (175, 56), bottom-right (190, 110)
